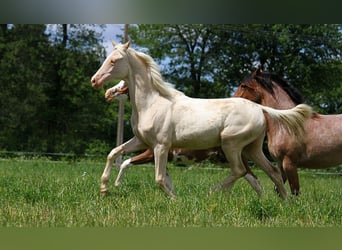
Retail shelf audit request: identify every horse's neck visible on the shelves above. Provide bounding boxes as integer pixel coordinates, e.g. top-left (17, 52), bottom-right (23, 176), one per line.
top-left (262, 84), bottom-right (296, 110)
top-left (126, 60), bottom-right (155, 108)
top-left (126, 63), bottom-right (170, 128)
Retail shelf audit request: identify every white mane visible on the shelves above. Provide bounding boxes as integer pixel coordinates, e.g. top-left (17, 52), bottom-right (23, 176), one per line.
top-left (129, 49), bottom-right (177, 98)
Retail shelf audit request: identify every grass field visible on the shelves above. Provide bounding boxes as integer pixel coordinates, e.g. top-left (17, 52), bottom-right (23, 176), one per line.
top-left (0, 158), bottom-right (341, 227)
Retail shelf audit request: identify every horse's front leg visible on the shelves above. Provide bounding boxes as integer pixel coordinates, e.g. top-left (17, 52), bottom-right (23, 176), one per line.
top-left (154, 144), bottom-right (176, 198)
top-left (101, 136), bottom-right (147, 195)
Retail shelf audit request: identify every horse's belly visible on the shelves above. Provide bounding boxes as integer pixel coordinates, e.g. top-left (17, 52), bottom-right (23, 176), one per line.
top-left (299, 146), bottom-right (342, 169)
top-left (299, 121), bottom-right (342, 168)
top-left (172, 125), bottom-right (222, 149)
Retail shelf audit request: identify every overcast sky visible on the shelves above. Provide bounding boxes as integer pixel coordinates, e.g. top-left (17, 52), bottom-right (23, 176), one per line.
top-left (102, 24), bottom-right (124, 55)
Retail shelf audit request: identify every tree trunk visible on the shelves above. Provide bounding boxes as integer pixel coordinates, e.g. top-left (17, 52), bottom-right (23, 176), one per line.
top-left (62, 24), bottom-right (68, 48)
top-left (0, 24), bottom-right (7, 36)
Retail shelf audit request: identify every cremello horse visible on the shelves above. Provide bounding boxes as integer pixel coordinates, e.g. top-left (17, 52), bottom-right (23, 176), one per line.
top-left (105, 81), bottom-right (260, 189)
top-left (91, 41), bottom-right (313, 199)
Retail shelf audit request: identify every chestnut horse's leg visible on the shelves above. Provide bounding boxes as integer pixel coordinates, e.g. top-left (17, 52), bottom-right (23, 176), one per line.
top-left (100, 136), bottom-right (147, 195)
top-left (114, 149), bottom-right (154, 186)
top-left (278, 160), bottom-right (288, 184)
top-left (283, 157), bottom-right (300, 195)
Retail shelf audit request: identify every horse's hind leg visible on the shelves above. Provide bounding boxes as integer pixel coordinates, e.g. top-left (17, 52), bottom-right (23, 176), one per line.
top-left (244, 137), bottom-right (287, 199)
top-left (242, 156), bottom-right (263, 196)
top-left (283, 157), bottom-right (300, 195)
top-left (211, 146), bottom-right (246, 193)
top-left (212, 142), bottom-right (262, 195)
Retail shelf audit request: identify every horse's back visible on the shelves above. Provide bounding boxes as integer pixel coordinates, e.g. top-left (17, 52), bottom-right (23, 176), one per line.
top-left (300, 113), bottom-right (342, 168)
top-left (170, 97), bottom-right (266, 149)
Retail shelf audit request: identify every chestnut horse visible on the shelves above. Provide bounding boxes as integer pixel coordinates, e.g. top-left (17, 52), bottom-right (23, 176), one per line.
top-left (91, 41), bottom-right (312, 199)
top-left (104, 82), bottom-right (259, 189)
top-left (233, 68), bottom-right (342, 195)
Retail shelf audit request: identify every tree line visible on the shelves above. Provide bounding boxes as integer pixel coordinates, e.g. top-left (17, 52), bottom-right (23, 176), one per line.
top-left (0, 24), bottom-right (128, 157)
top-left (1, 24), bottom-right (341, 157)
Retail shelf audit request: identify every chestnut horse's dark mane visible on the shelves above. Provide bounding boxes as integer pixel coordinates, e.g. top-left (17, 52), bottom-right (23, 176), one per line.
top-left (244, 69), bottom-right (305, 105)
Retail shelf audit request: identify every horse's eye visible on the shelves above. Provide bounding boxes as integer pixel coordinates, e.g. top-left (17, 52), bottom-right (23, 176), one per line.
top-left (110, 60), bottom-right (115, 65)
top-left (241, 84), bottom-right (247, 89)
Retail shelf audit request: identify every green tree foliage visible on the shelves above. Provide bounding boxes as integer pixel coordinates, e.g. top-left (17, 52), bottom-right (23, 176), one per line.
top-left (43, 24), bottom-right (111, 154)
top-left (0, 25), bottom-right (51, 151)
top-left (128, 24), bottom-right (342, 113)
top-left (0, 24), bottom-right (123, 155)
top-left (128, 24), bottom-right (226, 98)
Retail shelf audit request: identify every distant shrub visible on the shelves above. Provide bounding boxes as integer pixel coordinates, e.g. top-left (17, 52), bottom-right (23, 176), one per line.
top-left (84, 139), bottom-right (111, 157)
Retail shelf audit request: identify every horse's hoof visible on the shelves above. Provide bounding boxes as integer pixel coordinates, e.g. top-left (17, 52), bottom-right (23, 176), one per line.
top-left (210, 184), bottom-right (221, 193)
top-left (100, 189), bottom-right (109, 196)
top-left (274, 186), bottom-right (280, 195)
top-left (165, 189), bottom-right (177, 199)
top-left (292, 190), bottom-right (300, 196)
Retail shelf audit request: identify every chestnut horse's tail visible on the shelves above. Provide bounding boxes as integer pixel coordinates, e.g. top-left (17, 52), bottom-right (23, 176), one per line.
top-left (260, 104), bottom-right (313, 139)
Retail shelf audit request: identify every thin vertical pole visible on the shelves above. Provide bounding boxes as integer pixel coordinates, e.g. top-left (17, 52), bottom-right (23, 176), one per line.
top-left (115, 24), bottom-right (129, 165)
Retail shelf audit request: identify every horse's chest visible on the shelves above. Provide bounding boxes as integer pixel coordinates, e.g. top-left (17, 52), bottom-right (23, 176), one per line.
top-left (134, 113), bottom-right (172, 144)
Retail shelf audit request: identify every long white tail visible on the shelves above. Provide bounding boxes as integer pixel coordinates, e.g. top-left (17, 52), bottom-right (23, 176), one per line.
top-left (261, 104), bottom-right (313, 140)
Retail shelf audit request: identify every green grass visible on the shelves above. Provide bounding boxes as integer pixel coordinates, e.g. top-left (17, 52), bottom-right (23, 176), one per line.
top-left (0, 158), bottom-right (341, 227)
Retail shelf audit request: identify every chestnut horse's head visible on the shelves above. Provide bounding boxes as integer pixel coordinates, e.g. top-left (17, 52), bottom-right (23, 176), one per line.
top-left (105, 80), bottom-right (129, 102)
top-left (233, 68), bottom-right (304, 108)
top-left (233, 68), bottom-right (265, 104)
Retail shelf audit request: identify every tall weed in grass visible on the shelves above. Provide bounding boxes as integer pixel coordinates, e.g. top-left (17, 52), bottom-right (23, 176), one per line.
top-left (0, 158), bottom-right (341, 227)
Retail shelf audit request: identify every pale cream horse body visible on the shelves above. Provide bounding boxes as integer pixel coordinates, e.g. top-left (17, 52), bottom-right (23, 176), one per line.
top-left (91, 41), bottom-right (313, 199)
top-left (105, 80), bottom-right (261, 189)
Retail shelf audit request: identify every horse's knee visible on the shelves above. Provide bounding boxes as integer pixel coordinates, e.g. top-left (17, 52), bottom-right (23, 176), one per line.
top-left (107, 147), bottom-right (123, 161)
top-left (107, 151), bottom-right (115, 161)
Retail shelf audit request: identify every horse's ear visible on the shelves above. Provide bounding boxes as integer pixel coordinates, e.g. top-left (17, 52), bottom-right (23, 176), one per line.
top-left (111, 40), bottom-right (117, 47)
top-left (255, 67), bottom-right (262, 75)
top-left (251, 67), bottom-right (261, 78)
top-left (123, 40), bottom-right (130, 50)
